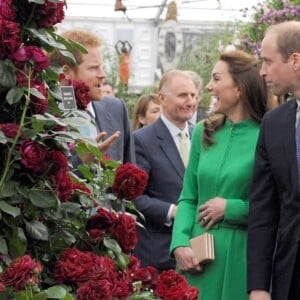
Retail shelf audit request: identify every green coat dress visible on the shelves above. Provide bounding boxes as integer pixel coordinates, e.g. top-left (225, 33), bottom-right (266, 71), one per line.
top-left (170, 119), bottom-right (260, 300)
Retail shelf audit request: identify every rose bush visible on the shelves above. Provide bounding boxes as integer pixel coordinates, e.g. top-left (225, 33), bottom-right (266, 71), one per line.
top-left (0, 1), bottom-right (199, 299)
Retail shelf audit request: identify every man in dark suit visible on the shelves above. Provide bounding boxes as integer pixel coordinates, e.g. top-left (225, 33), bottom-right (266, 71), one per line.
top-left (48, 29), bottom-right (135, 168)
top-left (133, 70), bottom-right (196, 271)
top-left (248, 21), bottom-right (300, 300)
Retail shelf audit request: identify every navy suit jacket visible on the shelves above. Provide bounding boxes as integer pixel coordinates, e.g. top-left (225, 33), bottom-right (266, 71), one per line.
top-left (133, 118), bottom-right (192, 270)
top-left (248, 99), bottom-right (300, 300)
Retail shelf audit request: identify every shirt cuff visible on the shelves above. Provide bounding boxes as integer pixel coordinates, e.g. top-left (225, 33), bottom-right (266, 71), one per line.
top-left (165, 204), bottom-right (175, 227)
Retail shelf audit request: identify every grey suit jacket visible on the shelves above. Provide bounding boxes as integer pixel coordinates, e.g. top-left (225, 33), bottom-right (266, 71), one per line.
top-left (92, 96), bottom-right (135, 163)
top-left (133, 118), bottom-right (192, 270)
top-left (70, 96), bottom-right (135, 172)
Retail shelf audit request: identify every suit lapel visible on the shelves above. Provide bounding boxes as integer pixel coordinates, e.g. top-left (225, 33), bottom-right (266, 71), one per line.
top-left (92, 99), bottom-right (114, 134)
top-left (283, 100), bottom-right (298, 187)
top-left (154, 119), bottom-right (185, 179)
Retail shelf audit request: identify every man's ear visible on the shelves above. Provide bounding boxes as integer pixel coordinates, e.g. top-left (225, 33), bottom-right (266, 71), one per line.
top-left (62, 64), bottom-right (73, 79)
top-left (291, 53), bottom-right (300, 71)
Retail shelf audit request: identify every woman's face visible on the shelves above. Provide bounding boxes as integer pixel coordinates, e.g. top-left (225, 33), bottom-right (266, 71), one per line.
top-left (206, 60), bottom-right (242, 118)
top-left (138, 101), bottom-right (161, 126)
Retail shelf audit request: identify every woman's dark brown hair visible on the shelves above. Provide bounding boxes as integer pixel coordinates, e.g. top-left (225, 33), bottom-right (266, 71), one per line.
top-left (203, 50), bottom-right (267, 146)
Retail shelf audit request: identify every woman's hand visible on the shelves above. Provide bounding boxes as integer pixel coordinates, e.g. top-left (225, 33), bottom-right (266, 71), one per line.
top-left (198, 197), bottom-right (226, 229)
top-left (173, 247), bottom-right (203, 273)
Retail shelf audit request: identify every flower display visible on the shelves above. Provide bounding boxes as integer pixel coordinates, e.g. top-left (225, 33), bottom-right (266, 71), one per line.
top-left (0, 0), bottom-right (199, 299)
top-left (112, 162), bottom-right (149, 200)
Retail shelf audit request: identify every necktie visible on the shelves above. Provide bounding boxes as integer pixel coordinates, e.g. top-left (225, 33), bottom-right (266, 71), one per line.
top-left (179, 130), bottom-right (189, 167)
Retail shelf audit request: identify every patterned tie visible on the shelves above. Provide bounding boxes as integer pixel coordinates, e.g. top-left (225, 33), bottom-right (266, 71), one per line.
top-left (179, 130), bottom-right (189, 167)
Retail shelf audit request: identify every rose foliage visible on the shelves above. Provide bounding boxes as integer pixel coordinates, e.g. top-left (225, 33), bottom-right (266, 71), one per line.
top-left (0, 0), bottom-right (198, 299)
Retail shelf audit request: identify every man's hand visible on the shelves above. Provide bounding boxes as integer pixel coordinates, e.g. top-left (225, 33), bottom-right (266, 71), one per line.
top-left (81, 131), bottom-right (120, 163)
top-left (249, 290), bottom-right (271, 300)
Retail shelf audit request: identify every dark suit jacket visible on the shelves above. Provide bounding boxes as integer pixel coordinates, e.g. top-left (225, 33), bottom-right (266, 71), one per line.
top-left (248, 99), bottom-right (300, 300)
top-left (71, 96), bottom-right (135, 171)
top-left (92, 96), bottom-right (135, 163)
top-left (133, 118), bottom-right (192, 270)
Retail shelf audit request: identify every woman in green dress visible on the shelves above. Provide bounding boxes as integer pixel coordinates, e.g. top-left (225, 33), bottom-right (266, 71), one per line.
top-left (170, 50), bottom-right (268, 300)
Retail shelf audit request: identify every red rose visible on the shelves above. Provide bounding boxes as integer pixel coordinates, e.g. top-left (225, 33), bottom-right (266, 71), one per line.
top-left (183, 287), bottom-right (199, 300)
top-left (48, 149), bottom-right (69, 174)
top-left (112, 278), bottom-right (131, 299)
top-left (88, 229), bottom-right (105, 242)
top-left (132, 266), bottom-right (158, 289)
top-left (0, 255), bottom-right (42, 291)
top-left (72, 80), bottom-right (91, 110)
top-left (110, 213), bottom-right (137, 253)
top-left (87, 207), bottom-right (117, 231)
top-left (155, 269), bottom-right (190, 300)
top-left (51, 170), bottom-right (75, 202)
top-left (76, 279), bottom-right (113, 300)
top-left (54, 248), bottom-right (117, 285)
top-left (0, 123), bottom-right (20, 138)
top-left (0, 0), bottom-right (16, 20)
top-left (128, 255), bottom-right (141, 272)
top-left (31, 81), bottom-right (49, 114)
top-left (36, 1), bottom-right (65, 29)
top-left (0, 282), bottom-right (5, 292)
top-left (20, 139), bottom-right (47, 172)
top-left (112, 163), bottom-right (148, 200)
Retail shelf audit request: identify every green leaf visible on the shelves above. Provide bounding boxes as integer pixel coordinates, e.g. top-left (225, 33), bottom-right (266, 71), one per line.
top-left (115, 252), bottom-right (130, 269)
top-left (0, 60), bottom-right (16, 88)
top-left (103, 236), bottom-right (122, 253)
top-left (29, 189), bottom-right (58, 208)
top-left (0, 200), bottom-right (21, 217)
top-left (0, 237), bottom-right (8, 255)
top-left (127, 291), bottom-right (157, 300)
top-left (28, 0), bottom-right (46, 4)
top-left (6, 86), bottom-right (25, 105)
top-left (61, 202), bottom-right (82, 214)
top-left (1, 180), bottom-right (19, 197)
top-left (45, 285), bottom-right (67, 299)
top-left (30, 87), bottom-right (46, 99)
top-left (0, 131), bottom-right (7, 144)
top-left (25, 220), bottom-right (49, 241)
top-left (9, 227), bottom-right (27, 257)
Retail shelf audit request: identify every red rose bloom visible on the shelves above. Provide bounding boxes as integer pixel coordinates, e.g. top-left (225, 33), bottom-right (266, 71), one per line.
top-left (48, 149), bottom-right (69, 174)
top-left (183, 287), bottom-right (199, 300)
top-left (72, 80), bottom-right (91, 110)
top-left (0, 255), bottom-right (42, 291)
top-left (31, 81), bottom-right (49, 114)
top-left (54, 248), bottom-right (117, 285)
top-left (20, 139), bottom-right (48, 172)
top-left (88, 229), bottom-right (105, 242)
top-left (155, 269), bottom-right (191, 300)
top-left (112, 278), bottom-right (131, 299)
top-left (112, 163), bottom-right (148, 200)
top-left (110, 213), bottom-right (137, 253)
top-left (87, 207), bottom-right (117, 231)
top-left (76, 279), bottom-right (113, 300)
top-left (51, 170), bottom-right (75, 202)
top-left (0, 0), bottom-right (16, 20)
top-left (0, 123), bottom-right (20, 138)
top-left (132, 266), bottom-right (158, 289)
top-left (36, 1), bottom-right (65, 29)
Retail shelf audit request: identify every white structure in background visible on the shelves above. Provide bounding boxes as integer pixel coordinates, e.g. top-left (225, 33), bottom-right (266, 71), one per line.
top-left (59, 1), bottom-right (258, 93)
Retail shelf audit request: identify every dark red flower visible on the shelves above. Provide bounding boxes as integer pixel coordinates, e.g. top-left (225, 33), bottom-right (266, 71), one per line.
top-left (51, 170), bottom-right (75, 202)
top-left (0, 255), bottom-right (42, 291)
top-left (110, 213), bottom-right (137, 253)
top-left (112, 163), bottom-right (148, 200)
top-left (20, 139), bottom-right (48, 172)
top-left (155, 269), bottom-right (195, 300)
top-left (11, 46), bottom-right (49, 72)
top-left (111, 278), bottom-right (131, 299)
top-left (0, 0), bottom-right (16, 20)
top-left (132, 266), bottom-right (158, 289)
top-left (31, 82), bottom-right (49, 114)
top-left (36, 1), bottom-right (65, 29)
top-left (72, 80), bottom-right (91, 110)
top-left (76, 279), bottom-right (113, 300)
top-left (88, 229), bottom-right (105, 242)
top-left (0, 123), bottom-right (20, 138)
top-left (47, 149), bottom-right (69, 174)
top-left (54, 248), bottom-right (117, 285)
top-left (87, 207), bottom-right (118, 231)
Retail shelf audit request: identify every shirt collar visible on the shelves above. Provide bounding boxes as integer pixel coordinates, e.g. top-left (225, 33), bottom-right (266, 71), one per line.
top-left (160, 114), bottom-right (189, 139)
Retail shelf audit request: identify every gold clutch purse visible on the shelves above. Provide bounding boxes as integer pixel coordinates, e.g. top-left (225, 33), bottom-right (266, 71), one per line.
top-left (190, 233), bottom-right (215, 264)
